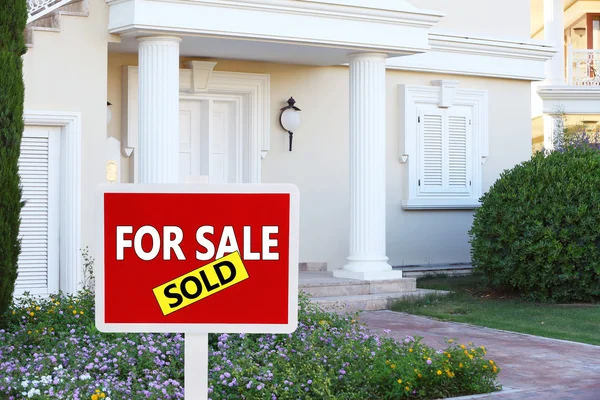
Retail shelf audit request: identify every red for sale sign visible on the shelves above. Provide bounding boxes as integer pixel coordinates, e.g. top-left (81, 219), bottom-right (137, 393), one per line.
top-left (94, 183), bottom-right (300, 334)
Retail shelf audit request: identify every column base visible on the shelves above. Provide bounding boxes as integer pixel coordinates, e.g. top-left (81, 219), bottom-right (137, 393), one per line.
top-left (333, 269), bottom-right (403, 281)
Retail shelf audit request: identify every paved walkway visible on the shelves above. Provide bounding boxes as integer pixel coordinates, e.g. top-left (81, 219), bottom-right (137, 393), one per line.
top-left (360, 311), bottom-right (600, 400)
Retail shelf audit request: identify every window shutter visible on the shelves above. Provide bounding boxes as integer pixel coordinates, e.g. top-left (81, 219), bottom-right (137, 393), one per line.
top-left (418, 108), bottom-right (444, 193)
top-left (447, 108), bottom-right (472, 194)
top-left (16, 128), bottom-right (59, 295)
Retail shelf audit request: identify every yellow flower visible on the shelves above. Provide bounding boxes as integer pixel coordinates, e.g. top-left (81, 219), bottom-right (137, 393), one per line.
top-left (469, 355), bottom-right (474, 360)
top-left (390, 364), bottom-right (396, 369)
top-left (447, 353), bottom-right (451, 358)
top-left (489, 360), bottom-right (494, 365)
top-left (100, 394), bottom-right (106, 399)
top-left (95, 390), bottom-right (101, 393)
top-left (460, 344), bottom-right (466, 350)
top-left (437, 370), bottom-right (442, 376)
top-left (386, 360), bottom-right (390, 365)
top-left (50, 328), bottom-right (54, 332)
top-left (493, 366), bottom-right (498, 373)
top-left (91, 395), bottom-right (99, 400)
top-left (55, 302), bottom-right (60, 306)
top-left (80, 311), bottom-right (84, 315)
top-left (397, 378), bottom-right (402, 384)
top-left (12, 310), bottom-right (15, 315)
top-left (29, 312), bottom-right (34, 317)
top-left (73, 310), bottom-right (77, 315)
top-left (459, 363), bottom-right (463, 368)
top-left (409, 348), bottom-right (413, 353)
top-left (418, 373), bottom-right (423, 378)
top-left (464, 350), bottom-right (469, 355)
top-left (405, 386), bottom-right (410, 391)
top-left (69, 306), bottom-right (73, 309)
top-left (448, 339), bottom-right (454, 343)
top-left (36, 306), bottom-right (41, 311)
top-left (27, 331), bottom-right (32, 335)
top-left (468, 342), bottom-right (474, 346)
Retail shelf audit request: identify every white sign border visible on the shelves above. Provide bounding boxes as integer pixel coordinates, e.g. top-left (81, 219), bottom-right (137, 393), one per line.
top-left (94, 183), bottom-right (300, 334)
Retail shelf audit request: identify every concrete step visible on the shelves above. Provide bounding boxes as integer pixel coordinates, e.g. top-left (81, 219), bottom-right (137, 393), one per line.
top-left (299, 262), bottom-right (327, 272)
top-left (299, 272), bottom-right (416, 297)
top-left (26, 0), bottom-right (89, 47)
top-left (311, 289), bottom-right (444, 313)
top-left (395, 264), bottom-right (473, 278)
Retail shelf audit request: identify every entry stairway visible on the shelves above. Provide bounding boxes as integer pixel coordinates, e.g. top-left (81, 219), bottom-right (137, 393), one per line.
top-left (26, 0), bottom-right (88, 47)
top-left (299, 263), bottom-right (444, 313)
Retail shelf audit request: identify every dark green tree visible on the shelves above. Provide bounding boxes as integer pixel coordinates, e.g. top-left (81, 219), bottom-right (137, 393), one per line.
top-left (0, 0), bottom-right (28, 321)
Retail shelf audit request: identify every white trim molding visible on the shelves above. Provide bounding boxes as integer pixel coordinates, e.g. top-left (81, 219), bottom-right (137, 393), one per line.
top-left (122, 63), bottom-right (270, 183)
top-left (398, 80), bottom-right (488, 210)
top-left (107, 0), bottom-right (443, 64)
top-left (537, 86), bottom-right (600, 114)
top-left (386, 33), bottom-right (556, 81)
top-left (23, 110), bottom-right (82, 294)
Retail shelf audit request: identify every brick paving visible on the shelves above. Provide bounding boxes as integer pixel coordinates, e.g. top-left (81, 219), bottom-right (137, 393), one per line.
top-left (360, 311), bottom-right (600, 400)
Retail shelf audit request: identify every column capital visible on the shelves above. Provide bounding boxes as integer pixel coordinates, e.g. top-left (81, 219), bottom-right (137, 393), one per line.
top-left (348, 52), bottom-right (388, 61)
top-left (137, 35), bottom-right (183, 44)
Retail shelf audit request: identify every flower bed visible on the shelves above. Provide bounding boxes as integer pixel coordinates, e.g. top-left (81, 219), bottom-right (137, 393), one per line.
top-left (0, 290), bottom-right (500, 399)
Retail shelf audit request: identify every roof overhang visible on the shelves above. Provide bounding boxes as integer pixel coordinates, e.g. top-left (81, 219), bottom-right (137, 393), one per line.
top-left (106, 0), bottom-right (444, 65)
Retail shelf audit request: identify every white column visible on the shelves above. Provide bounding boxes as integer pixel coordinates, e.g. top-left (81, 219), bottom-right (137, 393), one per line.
top-left (543, 113), bottom-right (564, 151)
top-left (137, 36), bottom-right (182, 184)
top-left (544, 0), bottom-right (565, 85)
top-left (333, 53), bottom-right (402, 281)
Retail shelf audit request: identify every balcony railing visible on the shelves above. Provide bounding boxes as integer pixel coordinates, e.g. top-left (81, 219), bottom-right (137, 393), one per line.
top-left (27, 0), bottom-right (72, 24)
top-left (567, 46), bottom-right (600, 86)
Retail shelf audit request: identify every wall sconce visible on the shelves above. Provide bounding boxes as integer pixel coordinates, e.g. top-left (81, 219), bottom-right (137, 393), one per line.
top-left (107, 101), bottom-right (113, 125)
top-left (574, 27), bottom-right (586, 38)
top-left (279, 97), bottom-right (301, 151)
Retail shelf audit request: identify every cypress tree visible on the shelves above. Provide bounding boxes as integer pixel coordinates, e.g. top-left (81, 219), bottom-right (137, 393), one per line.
top-left (0, 0), bottom-right (28, 321)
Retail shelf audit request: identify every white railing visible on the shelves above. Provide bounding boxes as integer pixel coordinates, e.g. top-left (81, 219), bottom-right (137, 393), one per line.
top-left (567, 45), bottom-right (600, 86)
top-left (27, 0), bottom-right (72, 24)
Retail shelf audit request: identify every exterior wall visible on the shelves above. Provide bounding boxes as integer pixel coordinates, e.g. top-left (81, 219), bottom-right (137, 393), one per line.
top-left (108, 54), bottom-right (532, 269)
top-left (411, 0), bottom-right (531, 39)
top-left (23, 0), bottom-right (110, 271)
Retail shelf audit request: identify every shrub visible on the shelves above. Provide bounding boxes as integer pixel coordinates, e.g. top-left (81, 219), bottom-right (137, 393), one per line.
top-left (0, 290), bottom-right (500, 399)
top-left (0, 0), bottom-right (28, 322)
top-left (469, 145), bottom-right (600, 302)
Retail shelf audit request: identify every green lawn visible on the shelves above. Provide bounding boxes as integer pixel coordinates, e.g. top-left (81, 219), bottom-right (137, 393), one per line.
top-left (390, 274), bottom-right (600, 346)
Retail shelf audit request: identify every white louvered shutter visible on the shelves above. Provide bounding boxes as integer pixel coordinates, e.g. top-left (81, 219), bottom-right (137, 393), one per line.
top-left (418, 107), bottom-right (444, 193)
top-left (446, 108), bottom-right (473, 195)
top-left (16, 127), bottom-right (60, 295)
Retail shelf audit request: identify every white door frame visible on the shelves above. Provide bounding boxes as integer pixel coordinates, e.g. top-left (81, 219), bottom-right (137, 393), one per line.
top-left (23, 110), bottom-right (82, 295)
top-left (121, 64), bottom-right (270, 184)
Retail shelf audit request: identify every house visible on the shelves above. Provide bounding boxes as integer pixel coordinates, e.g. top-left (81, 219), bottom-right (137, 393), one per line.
top-left (531, 0), bottom-right (600, 151)
top-left (17, 0), bottom-right (554, 296)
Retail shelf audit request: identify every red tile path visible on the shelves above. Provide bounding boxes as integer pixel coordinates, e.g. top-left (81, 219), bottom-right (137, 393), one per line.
top-left (360, 311), bottom-right (600, 400)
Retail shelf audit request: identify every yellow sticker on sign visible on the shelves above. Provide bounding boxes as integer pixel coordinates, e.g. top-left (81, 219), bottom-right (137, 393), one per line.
top-left (152, 251), bottom-right (249, 316)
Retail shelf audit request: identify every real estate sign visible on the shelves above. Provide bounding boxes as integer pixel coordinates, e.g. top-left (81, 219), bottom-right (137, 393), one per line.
top-left (94, 183), bottom-right (300, 334)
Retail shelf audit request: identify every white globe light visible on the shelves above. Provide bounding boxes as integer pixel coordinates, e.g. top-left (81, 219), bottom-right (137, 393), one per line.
top-left (280, 108), bottom-right (300, 132)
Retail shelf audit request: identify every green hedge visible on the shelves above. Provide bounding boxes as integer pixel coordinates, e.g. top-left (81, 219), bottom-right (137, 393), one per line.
top-left (0, 0), bottom-right (28, 321)
top-left (469, 146), bottom-right (600, 302)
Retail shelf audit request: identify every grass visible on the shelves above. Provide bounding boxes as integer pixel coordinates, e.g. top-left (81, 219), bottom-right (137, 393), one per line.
top-left (390, 273), bottom-right (600, 346)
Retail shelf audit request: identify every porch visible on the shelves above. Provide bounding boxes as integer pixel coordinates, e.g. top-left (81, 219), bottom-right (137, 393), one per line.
top-left (105, 0), bottom-right (444, 282)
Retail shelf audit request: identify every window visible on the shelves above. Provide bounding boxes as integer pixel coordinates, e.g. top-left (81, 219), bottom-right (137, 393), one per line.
top-left (399, 80), bottom-right (488, 210)
top-left (16, 126), bottom-right (61, 295)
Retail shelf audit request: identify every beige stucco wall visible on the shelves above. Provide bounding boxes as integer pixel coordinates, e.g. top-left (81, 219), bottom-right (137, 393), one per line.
top-left (108, 54), bottom-right (532, 269)
top-left (412, 0), bottom-right (531, 40)
top-left (23, 0), bottom-right (110, 265)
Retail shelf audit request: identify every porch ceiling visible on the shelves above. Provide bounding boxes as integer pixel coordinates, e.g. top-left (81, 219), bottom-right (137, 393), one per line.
top-left (106, 0), bottom-right (444, 66)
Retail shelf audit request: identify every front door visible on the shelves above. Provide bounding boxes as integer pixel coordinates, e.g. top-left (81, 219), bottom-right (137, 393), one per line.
top-left (179, 98), bottom-right (238, 184)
